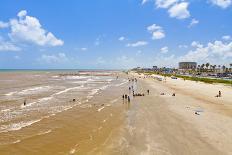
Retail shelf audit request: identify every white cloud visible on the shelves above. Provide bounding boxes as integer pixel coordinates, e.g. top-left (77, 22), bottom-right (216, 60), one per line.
top-left (153, 39), bottom-right (232, 67)
top-left (210, 0), bottom-right (232, 9)
top-left (9, 10), bottom-right (63, 46)
top-left (127, 41), bottom-right (148, 47)
top-left (17, 10), bottom-right (27, 18)
top-left (181, 40), bottom-right (232, 63)
top-left (81, 47), bottom-right (88, 51)
top-left (142, 0), bottom-right (149, 5)
top-left (222, 35), bottom-right (231, 40)
top-left (178, 44), bottom-right (188, 48)
top-left (152, 31), bottom-right (166, 40)
top-left (160, 46), bottom-right (169, 54)
top-left (147, 24), bottom-right (162, 32)
top-left (0, 21), bottom-right (9, 28)
top-left (155, 0), bottom-right (178, 8)
top-left (188, 18), bottom-right (199, 28)
top-left (191, 41), bottom-right (203, 48)
top-left (147, 24), bottom-right (165, 40)
top-left (168, 2), bottom-right (190, 19)
top-left (118, 36), bottom-right (125, 41)
top-left (0, 39), bottom-right (21, 51)
top-left (38, 53), bottom-right (68, 64)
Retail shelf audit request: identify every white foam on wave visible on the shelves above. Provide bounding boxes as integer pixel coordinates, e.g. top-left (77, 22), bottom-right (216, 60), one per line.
top-left (5, 86), bottom-right (51, 96)
top-left (54, 85), bottom-right (84, 95)
top-left (97, 107), bottom-right (105, 112)
top-left (110, 99), bottom-right (118, 104)
top-left (115, 80), bottom-right (128, 87)
top-left (1, 108), bottom-right (14, 113)
top-left (37, 129), bottom-right (52, 136)
top-left (5, 91), bottom-right (17, 96)
top-left (0, 119), bottom-right (41, 133)
top-left (21, 96), bottom-right (53, 108)
top-left (65, 76), bottom-right (89, 80)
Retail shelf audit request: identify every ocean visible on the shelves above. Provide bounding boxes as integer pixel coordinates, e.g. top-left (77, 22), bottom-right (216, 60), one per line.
top-left (0, 70), bottom-right (128, 154)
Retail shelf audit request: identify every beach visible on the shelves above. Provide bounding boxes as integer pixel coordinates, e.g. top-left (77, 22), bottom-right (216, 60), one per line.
top-left (0, 71), bottom-right (232, 155)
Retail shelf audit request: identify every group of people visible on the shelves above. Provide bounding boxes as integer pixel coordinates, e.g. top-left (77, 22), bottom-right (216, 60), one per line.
top-left (128, 78), bottom-right (137, 83)
top-left (122, 94), bottom-right (130, 102)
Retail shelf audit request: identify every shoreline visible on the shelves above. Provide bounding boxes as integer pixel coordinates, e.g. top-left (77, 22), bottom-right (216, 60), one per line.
top-left (0, 71), bottom-right (231, 154)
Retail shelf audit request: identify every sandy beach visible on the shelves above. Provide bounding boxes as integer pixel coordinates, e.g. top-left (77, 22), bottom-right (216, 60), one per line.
top-left (0, 71), bottom-right (231, 155)
top-left (100, 72), bottom-right (232, 155)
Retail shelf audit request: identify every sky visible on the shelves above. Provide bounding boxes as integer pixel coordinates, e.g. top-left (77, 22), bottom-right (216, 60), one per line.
top-left (0, 0), bottom-right (232, 69)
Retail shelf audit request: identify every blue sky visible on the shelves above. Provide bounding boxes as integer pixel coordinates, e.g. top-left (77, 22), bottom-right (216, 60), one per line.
top-left (0, 0), bottom-right (232, 69)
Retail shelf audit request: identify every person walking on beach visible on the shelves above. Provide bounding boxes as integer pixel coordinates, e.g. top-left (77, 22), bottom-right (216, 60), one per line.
top-left (24, 99), bottom-right (27, 106)
top-left (122, 94), bottom-right (125, 100)
top-left (128, 96), bottom-right (130, 103)
top-left (147, 89), bottom-right (150, 95)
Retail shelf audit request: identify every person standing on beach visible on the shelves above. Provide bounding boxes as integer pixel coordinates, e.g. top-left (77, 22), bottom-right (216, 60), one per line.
top-left (128, 96), bottom-right (130, 102)
top-left (219, 91), bottom-right (222, 97)
top-left (24, 99), bottom-right (27, 106)
top-left (122, 94), bottom-right (125, 100)
top-left (147, 89), bottom-right (150, 95)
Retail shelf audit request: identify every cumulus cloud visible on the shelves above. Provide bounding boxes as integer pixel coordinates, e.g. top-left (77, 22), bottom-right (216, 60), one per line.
top-left (160, 46), bottom-right (169, 54)
top-left (222, 35), bottom-right (231, 40)
top-left (0, 21), bottom-right (9, 28)
top-left (147, 24), bottom-right (165, 40)
top-left (191, 41), bottom-right (203, 48)
top-left (127, 41), bottom-right (148, 47)
top-left (168, 2), bottom-right (190, 19)
top-left (210, 0), bottom-right (232, 9)
top-left (182, 40), bottom-right (232, 62)
top-left (38, 53), bottom-right (68, 64)
top-left (155, 0), bottom-right (178, 8)
top-left (17, 10), bottom-right (27, 18)
top-left (188, 18), bottom-right (199, 28)
top-left (142, 0), bottom-right (149, 5)
top-left (0, 38), bottom-right (21, 51)
top-left (153, 39), bottom-right (232, 67)
top-left (118, 36), bottom-right (125, 41)
top-left (143, 0), bottom-right (191, 20)
top-left (178, 44), bottom-right (188, 48)
top-left (8, 10), bottom-right (63, 46)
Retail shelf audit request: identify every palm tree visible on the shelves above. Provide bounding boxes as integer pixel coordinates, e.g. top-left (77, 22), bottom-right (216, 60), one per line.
top-left (222, 65), bottom-right (226, 73)
top-left (213, 65), bottom-right (216, 73)
top-left (230, 63), bottom-right (232, 73)
top-left (201, 64), bottom-right (205, 72)
top-left (206, 63), bottom-right (210, 72)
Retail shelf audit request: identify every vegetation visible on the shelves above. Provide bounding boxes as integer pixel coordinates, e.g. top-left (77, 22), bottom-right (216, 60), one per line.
top-left (138, 71), bottom-right (232, 85)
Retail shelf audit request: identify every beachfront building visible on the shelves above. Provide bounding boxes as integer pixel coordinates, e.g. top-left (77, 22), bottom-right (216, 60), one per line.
top-left (179, 62), bottom-right (197, 70)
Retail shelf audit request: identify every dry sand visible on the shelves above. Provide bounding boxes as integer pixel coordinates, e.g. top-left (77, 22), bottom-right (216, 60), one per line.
top-left (100, 73), bottom-right (232, 155)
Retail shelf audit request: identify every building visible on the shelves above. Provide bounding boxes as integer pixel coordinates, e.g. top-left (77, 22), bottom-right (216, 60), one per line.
top-left (179, 62), bottom-right (197, 70)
